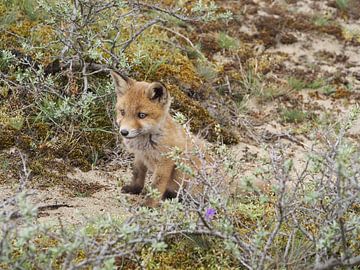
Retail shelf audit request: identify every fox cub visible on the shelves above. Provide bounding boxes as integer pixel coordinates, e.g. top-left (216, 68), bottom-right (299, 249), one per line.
top-left (111, 71), bottom-right (199, 207)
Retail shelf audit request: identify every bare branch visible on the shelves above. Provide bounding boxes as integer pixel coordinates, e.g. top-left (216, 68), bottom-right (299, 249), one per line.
top-left (120, 18), bottom-right (163, 53)
top-left (315, 255), bottom-right (360, 270)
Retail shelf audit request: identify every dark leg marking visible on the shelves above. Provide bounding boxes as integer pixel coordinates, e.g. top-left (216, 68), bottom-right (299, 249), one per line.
top-left (121, 185), bottom-right (143, 195)
top-left (162, 189), bottom-right (182, 202)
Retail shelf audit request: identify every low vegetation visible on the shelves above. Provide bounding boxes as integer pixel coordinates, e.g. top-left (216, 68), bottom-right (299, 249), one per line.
top-left (1, 114), bottom-right (360, 269)
top-left (1, 0), bottom-right (360, 269)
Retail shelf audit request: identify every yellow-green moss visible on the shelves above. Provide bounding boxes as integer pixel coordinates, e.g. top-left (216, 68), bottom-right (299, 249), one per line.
top-left (1, 20), bottom-right (37, 49)
top-left (128, 29), bottom-right (201, 88)
top-left (169, 84), bottom-right (238, 144)
top-left (140, 237), bottom-right (238, 269)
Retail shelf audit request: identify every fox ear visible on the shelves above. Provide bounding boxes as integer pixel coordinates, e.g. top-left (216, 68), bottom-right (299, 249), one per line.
top-left (110, 70), bottom-right (131, 97)
top-left (147, 82), bottom-right (169, 105)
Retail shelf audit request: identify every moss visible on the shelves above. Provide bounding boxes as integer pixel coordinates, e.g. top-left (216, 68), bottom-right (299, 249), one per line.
top-left (0, 152), bottom-right (20, 185)
top-left (0, 126), bottom-right (16, 150)
top-left (333, 87), bottom-right (351, 99)
top-left (66, 179), bottom-right (105, 197)
top-left (0, 122), bottom-right (49, 152)
top-left (0, 112), bottom-right (114, 176)
top-left (16, 134), bottom-right (33, 151)
top-left (67, 148), bottom-right (92, 171)
top-left (129, 30), bottom-right (201, 90)
top-left (253, 11), bottom-right (353, 48)
top-left (198, 33), bottom-right (221, 57)
top-left (45, 128), bottom-right (115, 172)
top-left (28, 157), bottom-right (103, 197)
top-left (0, 19), bottom-right (37, 49)
top-left (279, 33), bottom-right (298, 44)
top-left (168, 84), bottom-right (238, 144)
top-left (29, 159), bottom-right (47, 176)
top-left (0, 4), bottom-right (57, 64)
top-left (0, 3), bottom-right (6, 17)
top-left (140, 237), bottom-right (239, 269)
top-left (32, 122), bottom-right (51, 140)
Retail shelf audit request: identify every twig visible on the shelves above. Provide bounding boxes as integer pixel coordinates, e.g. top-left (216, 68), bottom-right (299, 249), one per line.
top-left (82, 63), bottom-right (88, 92)
top-left (315, 255), bottom-right (360, 270)
top-left (17, 150), bottom-right (31, 192)
top-left (61, 0), bottom-right (79, 60)
top-left (128, 2), bottom-right (200, 22)
top-left (155, 25), bottom-right (205, 59)
top-left (120, 18), bottom-right (163, 53)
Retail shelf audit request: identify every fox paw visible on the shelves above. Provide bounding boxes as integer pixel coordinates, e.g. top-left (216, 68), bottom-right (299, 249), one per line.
top-left (163, 189), bottom-right (178, 200)
top-left (121, 185), bottom-right (143, 195)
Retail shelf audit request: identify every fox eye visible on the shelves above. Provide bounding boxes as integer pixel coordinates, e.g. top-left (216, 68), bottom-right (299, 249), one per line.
top-left (120, 109), bottom-right (125, 116)
top-left (138, 112), bottom-right (147, 119)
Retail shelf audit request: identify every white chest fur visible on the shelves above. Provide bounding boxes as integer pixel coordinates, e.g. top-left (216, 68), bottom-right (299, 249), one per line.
top-left (123, 134), bottom-right (166, 170)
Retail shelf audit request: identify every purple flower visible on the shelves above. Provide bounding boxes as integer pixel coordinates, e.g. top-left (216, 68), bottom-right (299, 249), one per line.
top-left (205, 208), bottom-right (216, 221)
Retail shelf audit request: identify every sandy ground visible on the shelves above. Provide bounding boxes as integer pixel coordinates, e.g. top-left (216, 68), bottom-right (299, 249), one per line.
top-left (0, 168), bottom-right (132, 225)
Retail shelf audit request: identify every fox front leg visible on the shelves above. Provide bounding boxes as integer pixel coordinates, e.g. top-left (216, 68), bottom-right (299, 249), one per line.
top-left (122, 157), bottom-right (147, 195)
top-left (143, 165), bottom-right (174, 207)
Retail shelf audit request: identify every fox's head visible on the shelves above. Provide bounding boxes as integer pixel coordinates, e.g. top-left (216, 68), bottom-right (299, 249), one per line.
top-left (110, 71), bottom-right (170, 139)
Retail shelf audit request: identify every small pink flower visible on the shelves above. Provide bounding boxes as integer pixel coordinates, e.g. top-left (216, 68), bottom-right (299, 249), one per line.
top-left (205, 208), bottom-right (216, 221)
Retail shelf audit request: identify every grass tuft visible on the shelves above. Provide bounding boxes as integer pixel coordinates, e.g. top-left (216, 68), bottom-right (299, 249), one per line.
top-left (336, 0), bottom-right (349, 11)
top-left (217, 32), bottom-right (239, 50)
top-left (281, 109), bottom-right (308, 123)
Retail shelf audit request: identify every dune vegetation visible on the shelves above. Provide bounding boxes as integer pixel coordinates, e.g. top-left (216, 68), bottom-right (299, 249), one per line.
top-left (1, 0), bottom-right (360, 269)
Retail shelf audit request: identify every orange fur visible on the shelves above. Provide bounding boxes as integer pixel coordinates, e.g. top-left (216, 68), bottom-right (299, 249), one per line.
top-left (111, 71), bottom-right (198, 207)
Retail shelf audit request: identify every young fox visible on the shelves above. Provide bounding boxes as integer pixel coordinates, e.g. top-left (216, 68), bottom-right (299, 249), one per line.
top-left (110, 71), bottom-right (198, 207)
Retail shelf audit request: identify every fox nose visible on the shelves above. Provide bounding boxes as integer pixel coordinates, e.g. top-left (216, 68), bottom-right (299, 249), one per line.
top-left (120, 129), bottom-right (129, 137)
